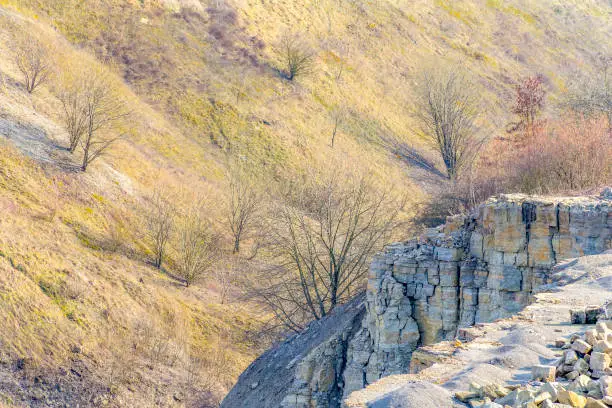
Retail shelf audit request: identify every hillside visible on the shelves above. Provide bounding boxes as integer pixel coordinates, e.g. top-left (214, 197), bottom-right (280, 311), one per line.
top-left (0, 0), bottom-right (610, 407)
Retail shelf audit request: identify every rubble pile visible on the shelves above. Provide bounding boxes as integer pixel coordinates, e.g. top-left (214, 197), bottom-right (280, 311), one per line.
top-left (455, 308), bottom-right (612, 408)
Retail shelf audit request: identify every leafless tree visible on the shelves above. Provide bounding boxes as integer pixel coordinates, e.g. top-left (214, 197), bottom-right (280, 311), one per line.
top-left (413, 68), bottom-right (486, 180)
top-left (14, 37), bottom-right (52, 93)
top-left (512, 74), bottom-right (546, 138)
top-left (225, 166), bottom-right (262, 254)
top-left (58, 67), bottom-right (130, 169)
top-left (278, 33), bottom-right (315, 81)
top-left (256, 175), bottom-right (402, 331)
top-left (79, 70), bottom-right (130, 171)
top-left (214, 257), bottom-right (240, 304)
top-left (145, 189), bottom-right (174, 269)
top-left (175, 205), bottom-right (219, 287)
top-left (58, 75), bottom-right (88, 153)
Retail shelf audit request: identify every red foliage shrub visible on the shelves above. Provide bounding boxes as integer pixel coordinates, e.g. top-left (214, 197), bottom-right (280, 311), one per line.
top-left (482, 114), bottom-right (610, 195)
top-left (509, 74), bottom-right (547, 136)
top-left (421, 114), bottom-right (611, 226)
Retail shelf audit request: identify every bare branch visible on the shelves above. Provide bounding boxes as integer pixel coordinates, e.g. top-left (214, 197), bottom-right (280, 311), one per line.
top-left (278, 33), bottom-right (315, 81)
top-left (14, 37), bottom-right (53, 94)
top-left (175, 204), bottom-right (219, 287)
top-left (412, 67), bottom-right (487, 180)
top-left (253, 174), bottom-right (401, 331)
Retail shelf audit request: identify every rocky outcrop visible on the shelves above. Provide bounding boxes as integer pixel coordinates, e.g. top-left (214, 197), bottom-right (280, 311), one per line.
top-left (221, 193), bottom-right (611, 408)
top-left (221, 295), bottom-right (366, 408)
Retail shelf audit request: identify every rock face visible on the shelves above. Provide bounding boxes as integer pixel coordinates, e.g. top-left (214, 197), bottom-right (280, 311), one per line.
top-left (221, 193), bottom-right (611, 408)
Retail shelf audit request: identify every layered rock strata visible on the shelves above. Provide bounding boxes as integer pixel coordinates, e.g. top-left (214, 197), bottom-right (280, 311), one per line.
top-left (221, 193), bottom-right (611, 408)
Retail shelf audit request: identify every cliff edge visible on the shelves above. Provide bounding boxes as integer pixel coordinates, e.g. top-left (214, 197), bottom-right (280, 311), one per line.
top-left (222, 192), bottom-right (611, 408)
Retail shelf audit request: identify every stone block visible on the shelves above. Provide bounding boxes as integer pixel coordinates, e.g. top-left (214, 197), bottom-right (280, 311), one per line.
top-left (427, 266), bottom-right (440, 285)
top-left (392, 264), bottom-right (416, 284)
top-left (591, 352), bottom-right (611, 372)
top-left (565, 349), bottom-right (579, 364)
top-left (435, 246), bottom-right (464, 262)
top-left (600, 376), bottom-right (612, 397)
top-left (473, 267), bottom-right (489, 288)
top-left (571, 308), bottom-right (587, 324)
top-left (462, 287), bottom-right (478, 306)
top-left (572, 339), bottom-right (593, 354)
top-left (586, 306), bottom-right (603, 324)
top-left (585, 398), bottom-right (607, 408)
top-left (532, 365), bottom-right (556, 382)
top-left (459, 306), bottom-right (476, 328)
top-left (594, 340), bottom-right (612, 353)
top-left (486, 250), bottom-right (505, 266)
top-left (515, 252), bottom-right (529, 266)
top-left (557, 390), bottom-right (587, 407)
top-left (469, 231), bottom-right (484, 258)
top-left (459, 262), bottom-right (476, 287)
top-left (439, 262), bottom-right (459, 287)
top-left (585, 329), bottom-right (598, 345)
top-left (422, 284), bottom-right (435, 298)
top-left (415, 267), bottom-right (428, 283)
top-left (539, 382), bottom-right (560, 401)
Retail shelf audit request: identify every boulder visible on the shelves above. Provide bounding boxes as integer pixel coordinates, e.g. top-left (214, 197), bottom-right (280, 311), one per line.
top-left (557, 390), bottom-right (587, 408)
top-left (533, 365), bottom-right (557, 382)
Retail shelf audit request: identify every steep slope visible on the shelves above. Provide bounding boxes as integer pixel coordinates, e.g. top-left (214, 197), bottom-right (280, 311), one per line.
top-left (0, 0), bottom-right (609, 406)
top-left (0, 7), bottom-right (264, 408)
top-left (222, 192), bottom-right (611, 408)
top-left (1, 0), bottom-right (610, 190)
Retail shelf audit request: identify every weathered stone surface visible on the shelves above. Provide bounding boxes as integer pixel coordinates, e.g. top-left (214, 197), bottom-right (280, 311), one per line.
top-left (590, 353), bottom-right (611, 372)
top-left (533, 365), bottom-right (556, 382)
top-left (573, 339), bottom-right (593, 355)
top-left (601, 376), bottom-right (612, 397)
top-left (558, 390), bottom-right (587, 407)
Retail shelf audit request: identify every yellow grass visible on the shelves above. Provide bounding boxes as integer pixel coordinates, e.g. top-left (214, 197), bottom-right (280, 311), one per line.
top-left (0, 0), bottom-right (609, 404)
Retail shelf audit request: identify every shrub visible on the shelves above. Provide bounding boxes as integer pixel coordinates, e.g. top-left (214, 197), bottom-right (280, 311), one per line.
top-left (278, 33), bottom-right (315, 81)
top-left (175, 205), bottom-right (219, 287)
top-left (13, 36), bottom-right (53, 94)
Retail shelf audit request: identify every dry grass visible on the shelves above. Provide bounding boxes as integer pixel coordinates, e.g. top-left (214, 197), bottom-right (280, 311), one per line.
top-left (0, 0), bottom-right (609, 405)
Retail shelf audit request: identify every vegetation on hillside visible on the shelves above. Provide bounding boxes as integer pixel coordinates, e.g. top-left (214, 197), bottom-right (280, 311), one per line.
top-left (0, 0), bottom-right (609, 406)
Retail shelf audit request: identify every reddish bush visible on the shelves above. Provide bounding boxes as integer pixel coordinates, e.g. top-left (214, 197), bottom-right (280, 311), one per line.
top-left (510, 74), bottom-right (547, 137)
top-left (483, 114), bottom-right (610, 195)
top-left (421, 114), bottom-right (611, 225)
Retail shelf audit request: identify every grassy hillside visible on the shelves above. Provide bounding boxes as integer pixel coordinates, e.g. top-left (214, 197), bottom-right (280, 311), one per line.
top-left (0, 0), bottom-right (609, 406)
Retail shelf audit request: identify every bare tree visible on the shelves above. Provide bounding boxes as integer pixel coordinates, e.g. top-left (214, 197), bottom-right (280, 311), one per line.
top-left (225, 165), bottom-right (261, 254)
top-left (58, 67), bottom-right (130, 169)
top-left (58, 75), bottom-right (88, 153)
top-left (175, 205), bottom-right (219, 287)
top-left (145, 189), bottom-right (174, 269)
top-left (14, 37), bottom-right (52, 94)
top-left (214, 257), bottom-right (240, 304)
top-left (278, 33), bottom-right (315, 81)
top-left (413, 68), bottom-right (486, 180)
top-left (256, 174), bottom-right (402, 331)
top-left (78, 70), bottom-right (131, 171)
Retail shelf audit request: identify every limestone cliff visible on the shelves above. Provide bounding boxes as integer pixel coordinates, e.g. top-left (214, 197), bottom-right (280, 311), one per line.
top-left (221, 193), bottom-right (611, 408)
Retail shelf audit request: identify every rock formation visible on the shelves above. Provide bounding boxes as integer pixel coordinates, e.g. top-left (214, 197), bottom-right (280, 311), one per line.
top-left (221, 193), bottom-right (611, 408)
